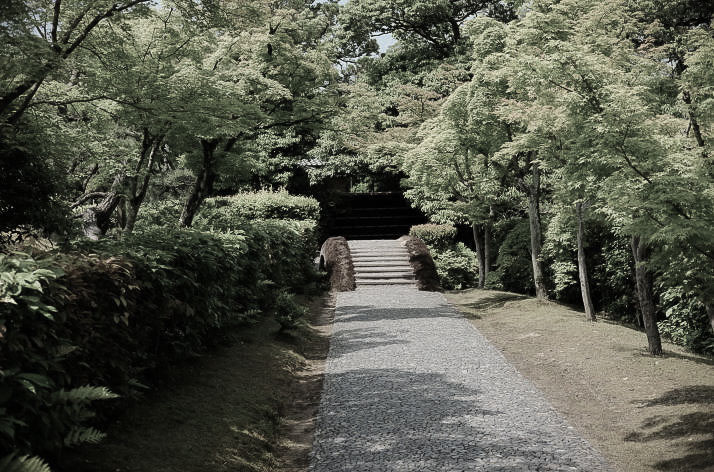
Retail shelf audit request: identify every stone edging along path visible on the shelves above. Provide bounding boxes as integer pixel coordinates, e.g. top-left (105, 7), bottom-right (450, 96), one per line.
top-left (309, 286), bottom-right (611, 471)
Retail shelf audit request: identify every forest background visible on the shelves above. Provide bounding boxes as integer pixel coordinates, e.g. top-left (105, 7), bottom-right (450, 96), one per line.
top-left (1, 0), bottom-right (713, 469)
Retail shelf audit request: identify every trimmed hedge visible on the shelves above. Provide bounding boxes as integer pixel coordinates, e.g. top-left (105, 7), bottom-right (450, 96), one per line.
top-left (200, 190), bottom-right (321, 222)
top-left (319, 237), bottom-right (355, 292)
top-left (409, 224), bottom-right (457, 250)
top-left (398, 236), bottom-right (440, 291)
top-left (432, 243), bottom-right (479, 290)
top-left (0, 222), bottom-right (318, 468)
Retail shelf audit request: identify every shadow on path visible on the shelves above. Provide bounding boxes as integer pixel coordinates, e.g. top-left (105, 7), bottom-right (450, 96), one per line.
top-left (330, 327), bottom-right (411, 357)
top-left (337, 305), bottom-right (459, 323)
top-left (315, 368), bottom-right (597, 471)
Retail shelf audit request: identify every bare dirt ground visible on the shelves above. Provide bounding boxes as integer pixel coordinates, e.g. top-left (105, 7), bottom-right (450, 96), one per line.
top-left (61, 294), bottom-right (333, 472)
top-left (275, 293), bottom-right (334, 471)
top-left (446, 288), bottom-right (714, 472)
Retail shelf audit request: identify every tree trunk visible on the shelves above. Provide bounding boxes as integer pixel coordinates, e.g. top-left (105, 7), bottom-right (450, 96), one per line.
top-left (683, 91), bottom-right (706, 149)
top-left (81, 175), bottom-right (124, 240)
top-left (124, 135), bottom-right (162, 234)
top-left (576, 202), bottom-right (596, 321)
top-left (179, 139), bottom-right (218, 228)
top-left (631, 235), bottom-right (663, 355)
top-left (705, 301), bottom-right (714, 335)
top-left (526, 162), bottom-right (547, 299)
top-left (472, 223), bottom-right (486, 289)
top-left (484, 212), bottom-right (492, 284)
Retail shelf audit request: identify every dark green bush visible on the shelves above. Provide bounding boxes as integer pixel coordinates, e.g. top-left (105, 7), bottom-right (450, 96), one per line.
top-left (489, 219), bottom-right (534, 294)
top-left (411, 224), bottom-right (478, 290)
top-left (199, 190), bottom-right (320, 222)
top-left (657, 286), bottom-right (714, 356)
top-left (0, 223), bottom-right (318, 467)
top-left (273, 291), bottom-right (309, 330)
top-left (409, 224), bottom-right (457, 250)
top-left (192, 218), bottom-right (318, 294)
top-left (431, 243), bottom-right (479, 290)
top-left (134, 199), bottom-right (183, 228)
top-left (585, 224), bottom-right (638, 322)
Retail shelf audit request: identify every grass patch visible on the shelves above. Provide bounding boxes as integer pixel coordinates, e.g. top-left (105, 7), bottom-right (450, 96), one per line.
top-left (59, 295), bottom-right (332, 472)
top-left (447, 288), bottom-right (714, 472)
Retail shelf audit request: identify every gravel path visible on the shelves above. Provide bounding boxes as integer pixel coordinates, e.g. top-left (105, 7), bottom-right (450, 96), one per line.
top-left (310, 286), bottom-right (611, 471)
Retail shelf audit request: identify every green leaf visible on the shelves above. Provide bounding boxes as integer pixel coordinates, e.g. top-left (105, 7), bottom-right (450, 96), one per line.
top-left (0, 454), bottom-right (52, 472)
top-left (16, 373), bottom-right (53, 390)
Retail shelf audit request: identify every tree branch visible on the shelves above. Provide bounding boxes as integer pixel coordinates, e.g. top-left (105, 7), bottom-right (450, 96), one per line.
top-left (51, 0), bottom-right (62, 47)
top-left (72, 192), bottom-right (108, 208)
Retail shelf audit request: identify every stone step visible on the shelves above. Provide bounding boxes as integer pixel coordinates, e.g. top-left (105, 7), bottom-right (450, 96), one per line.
top-left (350, 249), bottom-right (406, 253)
top-left (347, 243), bottom-right (406, 249)
top-left (350, 248), bottom-right (408, 252)
top-left (353, 262), bottom-right (413, 268)
top-left (352, 255), bottom-right (409, 262)
top-left (352, 258), bottom-right (410, 264)
top-left (355, 267), bottom-right (413, 273)
top-left (351, 250), bottom-right (407, 255)
top-left (341, 234), bottom-right (405, 240)
top-left (355, 279), bottom-right (417, 285)
top-left (355, 273), bottom-right (414, 280)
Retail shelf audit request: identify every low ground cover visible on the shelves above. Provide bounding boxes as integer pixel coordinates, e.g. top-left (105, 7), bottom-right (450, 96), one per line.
top-left (60, 295), bottom-right (332, 472)
top-left (447, 288), bottom-right (714, 472)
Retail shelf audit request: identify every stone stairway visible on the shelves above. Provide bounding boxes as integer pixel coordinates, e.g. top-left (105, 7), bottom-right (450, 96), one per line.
top-left (348, 239), bottom-right (416, 287)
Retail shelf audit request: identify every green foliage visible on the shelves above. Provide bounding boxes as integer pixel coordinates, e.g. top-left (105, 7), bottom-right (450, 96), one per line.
top-left (490, 220), bottom-right (534, 295)
top-left (0, 138), bottom-right (73, 240)
top-left (192, 215), bottom-right (318, 295)
top-left (0, 454), bottom-right (52, 472)
top-left (134, 199), bottom-right (183, 229)
top-left (200, 191), bottom-right (320, 222)
top-left (409, 224), bottom-right (457, 250)
top-left (431, 243), bottom-right (479, 290)
top-left (273, 291), bottom-right (309, 330)
top-left (338, 0), bottom-right (516, 58)
top-left (0, 222), bottom-right (318, 467)
top-left (585, 227), bottom-right (638, 321)
top-left (0, 253), bottom-right (120, 463)
top-left (658, 286), bottom-right (714, 356)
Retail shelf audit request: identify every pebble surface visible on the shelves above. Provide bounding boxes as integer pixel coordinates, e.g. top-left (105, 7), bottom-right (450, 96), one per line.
top-left (310, 286), bottom-right (611, 471)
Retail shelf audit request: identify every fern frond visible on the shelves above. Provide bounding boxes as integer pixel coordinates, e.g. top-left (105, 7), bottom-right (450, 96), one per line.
top-left (53, 345), bottom-right (78, 357)
top-left (63, 427), bottom-right (106, 447)
top-left (0, 454), bottom-right (52, 472)
top-left (53, 386), bottom-right (119, 403)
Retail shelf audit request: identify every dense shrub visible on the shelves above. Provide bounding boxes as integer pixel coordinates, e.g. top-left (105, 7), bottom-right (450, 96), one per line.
top-left (658, 286), bottom-right (714, 356)
top-left (0, 223), bottom-right (318, 467)
top-left (0, 140), bottom-right (73, 239)
top-left (192, 216), bottom-right (318, 294)
top-left (587, 228), bottom-right (638, 322)
top-left (274, 291), bottom-right (309, 330)
top-left (409, 224), bottom-right (457, 250)
top-left (431, 243), bottom-right (479, 290)
top-left (0, 252), bottom-right (120, 470)
top-left (489, 220), bottom-right (534, 294)
top-left (199, 190), bottom-right (320, 222)
top-left (134, 199), bottom-right (183, 228)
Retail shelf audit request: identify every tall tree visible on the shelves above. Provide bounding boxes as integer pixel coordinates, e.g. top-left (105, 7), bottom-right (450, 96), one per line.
top-left (0, 0), bottom-right (151, 124)
top-left (337, 0), bottom-right (516, 58)
top-left (177, 0), bottom-right (339, 226)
